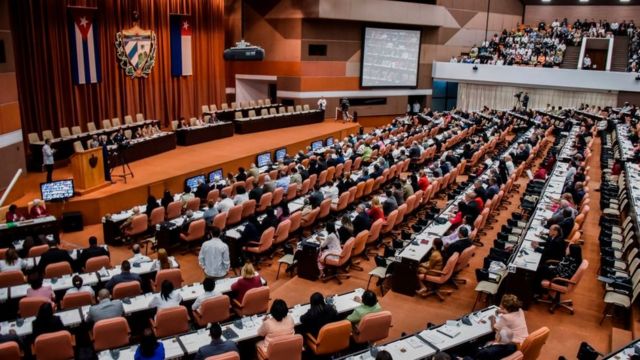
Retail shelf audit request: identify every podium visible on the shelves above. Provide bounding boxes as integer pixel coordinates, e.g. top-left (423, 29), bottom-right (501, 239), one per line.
top-left (70, 147), bottom-right (109, 194)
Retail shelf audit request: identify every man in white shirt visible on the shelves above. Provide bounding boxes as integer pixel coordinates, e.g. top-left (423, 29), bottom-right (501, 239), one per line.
top-left (198, 228), bottom-right (230, 279)
top-left (192, 277), bottom-right (220, 311)
top-left (128, 244), bottom-right (151, 265)
top-left (317, 96), bottom-right (327, 111)
top-left (216, 193), bottom-right (235, 213)
top-left (582, 54), bottom-right (592, 69)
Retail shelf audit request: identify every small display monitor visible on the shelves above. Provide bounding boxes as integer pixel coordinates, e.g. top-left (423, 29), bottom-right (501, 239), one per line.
top-left (325, 137), bottom-right (334, 147)
top-left (274, 148), bottom-right (287, 163)
top-left (40, 179), bottom-right (75, 201)
top-left (208, 168), bottom-right (223, 183)
top-left (311, 140), bottom-right (323, 151)
top-left (185, 174), bottom-right (206, 192)
top-left (257, 152), bottom-right (272, 168)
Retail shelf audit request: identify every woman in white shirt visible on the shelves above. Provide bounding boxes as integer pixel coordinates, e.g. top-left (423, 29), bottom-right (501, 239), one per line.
top-left (0, 248), bottom-right (26, 272)
top-left (149, 280), bottom-right (183, 309)
top-left (233, 186), bottom-right (249, 205)
top-left (504, 155), bottom-right (515, 175)
top-left (65, 275), bottom-right (95, 297)
top-left (317, 222), bottom-right (343, 278)
top-left (192, 277), bottom-right (219, 311)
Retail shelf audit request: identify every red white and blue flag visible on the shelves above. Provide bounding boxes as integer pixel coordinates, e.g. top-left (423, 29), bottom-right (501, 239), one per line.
top-left (170, 15), bottom-right (193, 77)
top-left (68, 9), bottom-right (101, 84)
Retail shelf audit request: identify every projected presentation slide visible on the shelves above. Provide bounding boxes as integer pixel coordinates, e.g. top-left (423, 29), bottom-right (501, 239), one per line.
top-left (361, 27), bottom-right (421, 87)
top-left (40, 180), bottom-right (75, 201)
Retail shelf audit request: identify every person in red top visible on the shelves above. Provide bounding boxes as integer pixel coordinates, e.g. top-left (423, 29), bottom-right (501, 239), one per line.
top-left (449, 201), bottom-right (466, 226)
top-left (417, 170), bottom-right (430, 192)
top-left (230, 263), bottom-right (262, 303)
top-left (471, 191), bottom-right (484, 210)
top-left (533, 167), bottom-right (547, 180)
top-left (367, 196), bottom-right (385, 222)
top-left (5, 204), bottom-right (25, 223)
top-left (29, 199), bottom-right (49, 219)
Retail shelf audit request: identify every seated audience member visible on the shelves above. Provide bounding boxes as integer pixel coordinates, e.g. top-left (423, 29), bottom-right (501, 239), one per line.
top-left (65, 275), bottom-right (95, 297)
top-left (236, 167), bottom-right (248, 182)
top-left (231, 263), bottom-right (262, 302)
top-left (443, 226), bottom-right (472, 261)
top-left (486, 177), bottom-right (500, 200)
top-left (240, 215), bottom-right (261, 247)
top-left (276, 202), bottom-right (290, 222)
top-left (180, 184), bottom-right (195, 208)
top-left (161, 190), bottom-right (174, 209)
top-left (275, 171), bottom-right (290, 192)
top-left (192, 277), bottom-right (220, 311)
top-left (216, 193), bottom-right (235, 213)
top-left (32, 302), bottom-right (64, 338)
top-left (403, 177), bottom-right (415, 199)
top-left (449, 201), bottom-right (467, 227)
top-left (247, 163), bottom-right (260, 179)
top-left (289, 167), bottom-right (302, 185)
top-left (233, 186), bottom-right (249, 205)
top-left (135, 328), bottom-right (165, 360)
top-left (443, 215), bottom-right (473, 246)
top-left (120, 207), bottom-right (142, 233)
top-left (198, 228), bottom-right (230, 280)
top-left (347, 290), bottom-right (382, 325)
top-left (260, 207), bottom-right (279, 232)
top-left (382, 190), bottom-right (398, 216)
top-left (249, 180), bottom-right (264, 202)
top-left (195, 180), bottom-right (209, 201)
top-left (392, 182), bottom-right (405, 205)
top-left (38, 239), bottom-right (75, 274)
top-left (300, 292), bottom-right (338, 336)
top-left (203, 201), bottom-right (219, 226)
top-left (532, 224), bottom-right (566, 263)
top-left (467, 328), bottom-right (518, 360)
top-left (0, 248), bottom-right (26, 272)
top-left (26, 273), bottom-right (55, 303)
top-left (256, 299), bottom-right (295, 354)
top-left (368, 197), bottom-right (385, 221)
top-left (473, 180), bottom-right (488, 203)
top-left (194, 323), bottom-right (239, 360)
top-left (353, 204), bottom-right (373, 235)
top-left (416, 238), bottom-right (444, 296)
top-left (29, 199), bottom-right (49, 218)
top-left (87, 289), bottom-right (124, 323)
top-left (338, 215), bottom-right (355, 244)
top-left (149, 280), bottom-right (183, 309)
top-left (106, 260), bottom-right (142, 291)
top-left (5, 204), bottom-right (25, 222)
top-left (145, 195), bottom-right (160, 217)
top-left (263, 176), bottom-right (276, 193)
top-left (308, 184), bottom-right (324, 208)
top-left (78, 236), bottom-right (109, 270)
top-left (0, 323), bottom-right (21, 347)
top-left (317, 223), bottom-right (342, 277)
top-left (128, 244), bottom-right (152, 265)
top-left (157, 248), bottom-right (171, 270)
top-left (540, 244), bottom-right (583, 288)
top-left (418, 170), bottom-right (430, 191)
top-left (489, 294), bottom-right (529, 345)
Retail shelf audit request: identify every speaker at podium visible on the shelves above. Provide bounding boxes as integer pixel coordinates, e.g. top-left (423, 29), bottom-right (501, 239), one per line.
top-left (70, 141), bottom-right (109, 194)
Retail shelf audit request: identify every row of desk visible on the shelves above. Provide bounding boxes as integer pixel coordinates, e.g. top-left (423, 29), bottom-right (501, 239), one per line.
top-left (233, 109), bottom-right (325, 134)
top-left (0, 216), bottom-right (59, 246)
top-left (175, 122), bottom-right (235, 146)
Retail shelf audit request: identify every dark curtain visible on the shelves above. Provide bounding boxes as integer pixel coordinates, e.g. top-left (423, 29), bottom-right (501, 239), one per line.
top-left (9, 0), bottom-right (226, 139)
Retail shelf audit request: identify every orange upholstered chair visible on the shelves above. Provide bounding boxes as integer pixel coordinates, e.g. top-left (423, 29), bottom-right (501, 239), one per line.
top-left (149, 206), bottom-right (165, 227)
top-left (207, 189), bottom-right (220, 203)
top-left (286, 183), bottom-right (298, 201)
top-left (320, 238), bottom-right (355, 284)
top-left (288, 211), bottom-right (302, 236)
top-left (186, 197), bottom-right (201, 212)
top-left (180, 219), bottom-right (206, 251)
top-left (93, 317), bottom-right (130, 351)
top-left (306, 320), bottom-right (351, 356)
top-left (331, 192), bottom-right (350, 213)
top-left (212, 212), bottom-right (227, 231)
top-left (300, 208), bottom-right (320, 229)
top-left (316, 199), bottom-right (332, 221)
top-left (232, 286), bottom-right (270, 316)
top-left (226, 205), bottom-right (243, 227)
top-left (352, 310), bottom-right (393, 344)
top-left (166, 201), bottom-right (182, 220)
top-left (112, 281), bottom-right (142, 300)
top-left (205, 352), bottom-right (240, 360)
top-left (379, 210), bottom-right (398, 243)
top-left (350, 230), bottom-right (369, 270)
top-left (257, 193), bottom-right (273, 212)
top-left (452, 245), bottom-right (476, 286)
top-left (193, 295), bottom-right (231, 327)
top-left (242, 200), bottom-right (257, 218)
top-left (150, 306), bottom-right (190, 338)
top-left (271, 188), bottom-right (284, 207)
top-left (539, 260), bottom-right (589, 314)
top-left (244, 227), bottom-right (274, 267)
top-left (257, 334), bottom-right (303, 360)
top-left (44, 261), bottom-right (73, 278)
top-left (0, 341), bottom-right (21, 360)
top-left (61, 291), bottom-right (94, 309)
top-left (84, 255), bottom-right (111, 272)
top-left (273, 219), bottom-right (291, 247)
top-left (28, 244), bottom-right (49, 257)
top-left (151, 269), bottom-right (183, 292)
top-left (298, 179), bottom-right (310, 196)
top-left (0, 270), bottom-right (25, 288)
top-left (20, 297), bottom-right (51, 317)
top-left (124, 214), bottom-right (148, 240)
top-left (418, 252), bottom-right (459, 301)
top-left (34, 331), bottom-right (75, 360)
top-left (520, 327), bottom-right (550, 360)
top-left (366, 218), bottom-right (384, 251)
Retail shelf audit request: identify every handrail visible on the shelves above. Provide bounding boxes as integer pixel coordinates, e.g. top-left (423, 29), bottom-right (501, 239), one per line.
top-left (0, 168), bottom-right (23, 208)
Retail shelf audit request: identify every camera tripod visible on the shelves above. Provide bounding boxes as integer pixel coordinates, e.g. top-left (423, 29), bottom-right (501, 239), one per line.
top-left (110, 147), bottom-right (134, 183)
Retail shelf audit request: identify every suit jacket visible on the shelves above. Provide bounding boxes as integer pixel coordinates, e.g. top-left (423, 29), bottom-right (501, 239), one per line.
top-left (32, 316), bottom-right (65, 338)
top-left (475, 186), bottom-right (488, 202)
top-left (78, 246), bottom-right (109, 269)
top-left (88, 299), bottom-right (124, 323)
top-left (536, 235), bottom-right (566, 262)
top-left (194, 339), bottom-right (239, 360)
top-left (353, 212), bottom-right (372, 235)
top-left (300, 305), bottom-right (338, 336)
top-left (105, 272), bottom-right (142, 291)
top-left (559, 217), bottom-right (575, 240)
top-left (38, 248), bottom-right (75, 273)
top-left (249, 187), bottom-right (264, 202)
top-left (382, 197), bottom-right (398, 216)
top-left (0, 332), bottom-right (21, 346)
top-left (445, 238), bottom-right (472, 261)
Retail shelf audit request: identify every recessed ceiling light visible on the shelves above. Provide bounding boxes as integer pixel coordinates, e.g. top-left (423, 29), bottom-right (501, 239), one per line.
top-left (579, 0), bottom-right (589, 2)
top-left (541, 0), bottom-right (551, 2)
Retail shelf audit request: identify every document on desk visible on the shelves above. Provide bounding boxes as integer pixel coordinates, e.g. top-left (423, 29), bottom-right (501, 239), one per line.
top-left (58, 309), bottom-right (82, 327)
top-left (0, 287), bottom-right (8, 302)
top-left (10, 284), bottom-right (28, 299)
top-left (419, 329), bottom-right (448, 346)
top-left (179, 330), bottom-right (210, 353)
top-left (162, 338), bottom-right (185, 359)
top-left (436, 325), bottom-right (461, 338)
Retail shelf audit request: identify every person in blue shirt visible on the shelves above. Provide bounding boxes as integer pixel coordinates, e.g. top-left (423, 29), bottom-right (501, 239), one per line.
top-left (134, 328), bottom-right (164, 360)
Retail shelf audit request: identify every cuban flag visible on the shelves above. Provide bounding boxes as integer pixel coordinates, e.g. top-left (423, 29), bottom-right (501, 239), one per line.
top-left (68, 9), bottom-right (101, 84)
top-left (170, 15), bottom-right (193, 77)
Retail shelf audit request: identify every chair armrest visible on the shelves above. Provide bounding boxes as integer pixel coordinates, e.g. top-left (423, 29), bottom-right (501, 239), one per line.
top-left (232, 299), bottom-right (243, 308)
top-left (245, 241), bottom-right (261, 247)
top-left (305, 333), bottom-right (318, 345)
top-left (321, 253), bottom-right (340, 262)
top-left (550, 277), bottom-right (576, 286)
top-left (426, 269), bottom-right (445, 276)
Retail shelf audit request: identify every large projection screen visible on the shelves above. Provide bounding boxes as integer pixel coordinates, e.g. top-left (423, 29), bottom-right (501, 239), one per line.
top-left (361, 27), bottom-right (421, 87)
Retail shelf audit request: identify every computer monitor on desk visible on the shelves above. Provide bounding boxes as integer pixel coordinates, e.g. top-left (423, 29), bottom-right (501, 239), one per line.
top-left (40, 179), bottom-right (75, 201)
top-left (325, 137), bottom-right (334, 147)
top-left (185, 175), bottom-right (206, 192)
top-left (257, 152), bottom-right (272, 168)
top-left (311, 140), bottom-right (323, 151)
top-left (208, 169), bottom-right (223, 184)
top-left (274, 148), bottom-right (286, 163)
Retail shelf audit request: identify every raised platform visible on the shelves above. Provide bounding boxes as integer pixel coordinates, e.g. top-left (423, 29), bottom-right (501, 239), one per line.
top-left (14, 120), bottom-right (360, 225)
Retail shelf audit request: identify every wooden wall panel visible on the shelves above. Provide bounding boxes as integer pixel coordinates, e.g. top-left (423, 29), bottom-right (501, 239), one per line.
top-left (0, 73), bottom-right (18, 104)
top-left (300, 61), bottom-right (347, 76)
top-left (299, 77), bottom-right (360, 91)
top-left (0, 101), bottom-right (21, 134)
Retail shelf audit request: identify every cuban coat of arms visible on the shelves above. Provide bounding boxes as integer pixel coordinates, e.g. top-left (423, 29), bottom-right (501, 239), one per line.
top-left (115, 24), bottom-right (157, 78)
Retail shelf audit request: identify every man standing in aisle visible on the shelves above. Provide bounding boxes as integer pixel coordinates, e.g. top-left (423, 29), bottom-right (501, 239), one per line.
top-left (317, 96), bottom-right (327, 111)
top-left (42, 138), bottom-right (55, 182)
top-left (198, 228), bottom-right (230, 280)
